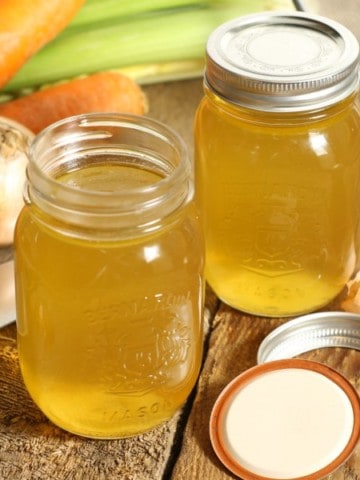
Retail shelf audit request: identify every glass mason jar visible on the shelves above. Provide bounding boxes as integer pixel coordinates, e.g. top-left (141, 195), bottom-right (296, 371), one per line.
top-left (14, 113), bottom-right (204, 438)
top-left (195, 12), bottom-right (360, 317)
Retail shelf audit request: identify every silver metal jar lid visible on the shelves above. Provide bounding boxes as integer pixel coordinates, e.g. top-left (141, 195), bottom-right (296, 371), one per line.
top-left (205, 12), bottom-right (360, 111)
top-left (257, 311), bottom-right (360, 364)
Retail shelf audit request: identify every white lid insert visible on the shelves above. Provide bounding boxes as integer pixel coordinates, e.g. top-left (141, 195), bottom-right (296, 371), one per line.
top-left (210, 359), bottom-right (360, 479)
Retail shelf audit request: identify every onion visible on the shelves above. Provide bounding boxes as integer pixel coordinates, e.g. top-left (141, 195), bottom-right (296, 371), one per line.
top-left (0, 260), bottom-right (16, 327)
top-left (0, 117), bottom-right (34, 245)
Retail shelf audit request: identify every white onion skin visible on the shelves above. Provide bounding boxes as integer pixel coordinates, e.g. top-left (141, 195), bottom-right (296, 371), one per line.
top-left (0, 117), bottom-right (34, 245)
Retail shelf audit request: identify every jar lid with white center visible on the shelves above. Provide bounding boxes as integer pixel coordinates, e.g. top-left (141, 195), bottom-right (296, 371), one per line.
top-left (205, 11), bottom-right (360, 111)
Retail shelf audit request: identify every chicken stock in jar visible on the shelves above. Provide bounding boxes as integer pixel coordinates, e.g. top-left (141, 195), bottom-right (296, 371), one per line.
top-left (14, 113), bottom-right (205, 438)
top-left (195, 12), bottom-right (360, 317)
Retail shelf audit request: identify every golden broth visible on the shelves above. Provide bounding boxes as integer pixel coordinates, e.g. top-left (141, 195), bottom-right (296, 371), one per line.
top-left (15, 163), bottom-right (204, 437)
top-left (195, 94), bottom-right (360, 316)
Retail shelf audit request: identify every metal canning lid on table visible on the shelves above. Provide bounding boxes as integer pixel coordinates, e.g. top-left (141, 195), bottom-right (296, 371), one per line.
top-left (257, 311), bottom-right (360, 364)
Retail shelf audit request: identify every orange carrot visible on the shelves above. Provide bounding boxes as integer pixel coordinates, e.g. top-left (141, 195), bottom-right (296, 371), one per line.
top-left (0, 0), bottom-right (85, 88)
top-left (0, 72), bottom-right (147, 133)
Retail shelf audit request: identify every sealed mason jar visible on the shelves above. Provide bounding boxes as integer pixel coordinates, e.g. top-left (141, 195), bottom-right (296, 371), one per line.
top-left (14, 113), bottom-right (204, 438)
top-left (195, 12), bottom-right (360, 317)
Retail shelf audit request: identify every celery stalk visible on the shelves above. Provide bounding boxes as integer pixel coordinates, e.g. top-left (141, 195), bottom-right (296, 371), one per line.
top-left (3, 0), bottom-right (295, 93)
top-left (68, 0), bottom-right (204, 29)
top-left (118, 59), bottom-right (206, 85)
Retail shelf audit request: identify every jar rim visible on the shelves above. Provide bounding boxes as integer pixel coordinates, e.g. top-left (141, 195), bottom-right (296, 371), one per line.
top-left (26, 113), bottom-right (192, 235)
top-left (29, 112), bottom-right (189, 198)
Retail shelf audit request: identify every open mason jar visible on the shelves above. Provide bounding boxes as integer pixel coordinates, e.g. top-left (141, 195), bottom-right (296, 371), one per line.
top-left (14, 113), bottom-right (205, 438)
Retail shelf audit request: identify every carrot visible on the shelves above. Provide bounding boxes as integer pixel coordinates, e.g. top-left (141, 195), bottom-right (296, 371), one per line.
top-left (0, 0), bottom-right (85, 88)
top-left (0, 72), bottom-right (147, 133)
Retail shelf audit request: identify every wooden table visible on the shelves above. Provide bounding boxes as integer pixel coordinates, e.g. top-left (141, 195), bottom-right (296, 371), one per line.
top-left (1, 2), bottom-right (360, 479)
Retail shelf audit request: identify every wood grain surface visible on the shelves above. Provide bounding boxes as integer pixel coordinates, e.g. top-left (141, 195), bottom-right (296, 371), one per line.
top-left (1, 2), bottom-right (360, 479)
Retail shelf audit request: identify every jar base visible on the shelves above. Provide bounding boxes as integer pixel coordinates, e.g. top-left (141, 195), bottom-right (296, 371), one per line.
top-left (215, 292), bottom-right (344, 318)
top-left (41, 408), bottom-right (182, 440)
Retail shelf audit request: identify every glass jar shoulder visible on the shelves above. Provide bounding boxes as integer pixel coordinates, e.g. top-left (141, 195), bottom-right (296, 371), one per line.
top-left (195, 88), bottom-right (360, 136)
top-left (195, 90), bottom-right (360, 173)
top-left (15, 202), bottom-right (203, 268)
